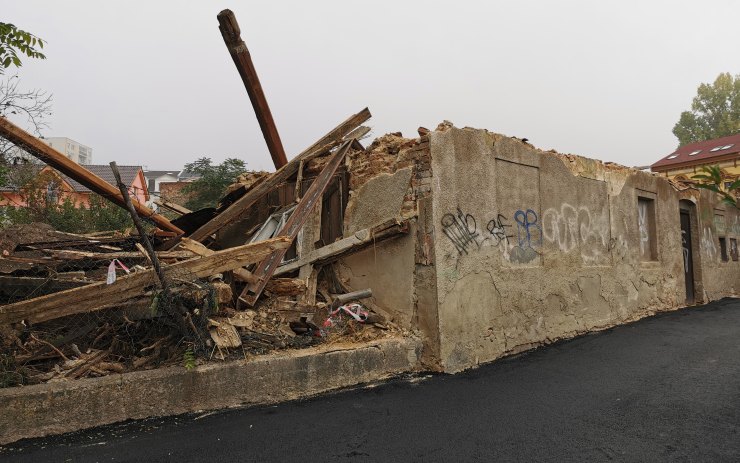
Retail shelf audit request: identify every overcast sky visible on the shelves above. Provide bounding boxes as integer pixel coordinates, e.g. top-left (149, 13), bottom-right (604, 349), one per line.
top-left (3, 0), bottom-right (739, 171)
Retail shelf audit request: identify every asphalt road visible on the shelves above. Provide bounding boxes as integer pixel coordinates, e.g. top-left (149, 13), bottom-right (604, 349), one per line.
top-left (3, 298), bottom-right (740, 462)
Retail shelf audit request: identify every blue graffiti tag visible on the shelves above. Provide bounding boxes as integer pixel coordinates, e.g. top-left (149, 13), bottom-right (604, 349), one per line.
top-left (514, 209), bottom-right (542, 248)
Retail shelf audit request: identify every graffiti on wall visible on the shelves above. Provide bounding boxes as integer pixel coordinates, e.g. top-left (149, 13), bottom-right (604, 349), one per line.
top-left (441, 207), bottom-right (538, 262)
top-left (440, 207), bottom-right (481, 255)
top-left (701, 227), bottom-right (717, 260)
top-left (637, 201), bottom-right (650, 257)
top-left (441, 203), bottom-right (614, 264)
top-left (541, 203), bottom-right (610, 263)
top-left (510, 209), bottom-right (542, 263)
top-left (486, 214), bottom-right (512, 247)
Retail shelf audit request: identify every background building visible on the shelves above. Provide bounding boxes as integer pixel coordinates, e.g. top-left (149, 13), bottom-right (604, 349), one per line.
top-left (0, 164), bottom-right (148, 208)
top-left (44, 137), bottom-right (93, 165)
top-left (143, 170), bottom-right (199, 210)
top-left (651, 133), bottom-right (740, 188)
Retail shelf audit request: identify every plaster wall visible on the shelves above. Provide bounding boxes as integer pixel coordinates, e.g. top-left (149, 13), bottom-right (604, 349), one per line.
top-left (429, 127), bottom-right (739, 373)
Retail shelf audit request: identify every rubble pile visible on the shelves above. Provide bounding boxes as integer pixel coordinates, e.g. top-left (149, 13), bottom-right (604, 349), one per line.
top-left (0, 104), bottom-right (413, 388)
top-left (0, 10), bottom-right (413, 389)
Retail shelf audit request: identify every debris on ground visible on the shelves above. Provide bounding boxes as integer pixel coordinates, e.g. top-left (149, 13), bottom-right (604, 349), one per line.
top-left (0, 9), bottom-right (411, 388)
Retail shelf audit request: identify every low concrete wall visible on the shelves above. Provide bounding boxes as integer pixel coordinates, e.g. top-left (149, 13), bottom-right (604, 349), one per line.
top-left (0, 337), bottom-right (421, 445)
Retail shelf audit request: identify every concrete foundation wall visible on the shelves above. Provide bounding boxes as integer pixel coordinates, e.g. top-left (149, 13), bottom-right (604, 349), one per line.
top-left (0, 338), bottom-right (421, 445)
top-left (428, 127), bottom-right (739, 372)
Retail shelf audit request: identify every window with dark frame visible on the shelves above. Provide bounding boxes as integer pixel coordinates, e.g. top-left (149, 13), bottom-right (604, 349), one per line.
top-left (730, 238), bottom-right (738, 262)
top-left (719, 237), bottom-right (728, 262)
top-left (637, 197), bottom-right (658, 261)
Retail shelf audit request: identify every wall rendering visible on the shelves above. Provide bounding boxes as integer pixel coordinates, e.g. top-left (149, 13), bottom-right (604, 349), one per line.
top-left (429, 127), bottom-right (739, 373)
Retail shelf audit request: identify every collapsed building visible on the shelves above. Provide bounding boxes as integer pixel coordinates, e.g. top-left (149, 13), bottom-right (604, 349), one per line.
top-left (304, 124), bottom-right (740, 372)
top-left (199, 120), bottom-right (740, 373)
top-left (0, 8), bottom-right (738, 444)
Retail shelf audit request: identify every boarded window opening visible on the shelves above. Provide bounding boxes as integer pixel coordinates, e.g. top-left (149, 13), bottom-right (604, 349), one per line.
top-left (719, 237), bottom-right (728, 262)
top-left (637, 197), bottom-right (657, 261)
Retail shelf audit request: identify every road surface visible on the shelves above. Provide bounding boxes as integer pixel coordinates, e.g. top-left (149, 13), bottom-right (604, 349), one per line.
top-left (3, 298), bottom-right (740, 462)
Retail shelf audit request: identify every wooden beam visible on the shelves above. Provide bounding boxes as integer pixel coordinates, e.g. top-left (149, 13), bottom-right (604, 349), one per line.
top-left (188, 108), bottom-right (371, 242)
top-left (41, 249), bottom-right (195, 261)
top-left (154, 199), bottom-right (192, 216)
top-left (0, 237), bottom-right (290, 325)
top-left (274, 219), bottom-right (410, 276)
top-left (265, 278), bottom-right (307, 296)
top-left (297, 264), bottom-right (318, 306)
top-left (177, 238), bottom-right (258, 284)
top-left (0, 117), bottom-right (184, 235)
top-left (217, 9), bottom-right (287, 169)
top-left (238, 141), bottom-right (353, 306)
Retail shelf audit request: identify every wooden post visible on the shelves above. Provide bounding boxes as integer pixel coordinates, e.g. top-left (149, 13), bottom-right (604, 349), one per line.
top-left (110, 162), bottom-right (196, 339)
top-left (0, 117), bottom-right (184, 235)
top-left (217, 9), bottom-right (288, 169)
top-left (110, 162), bottom-right (170, 294)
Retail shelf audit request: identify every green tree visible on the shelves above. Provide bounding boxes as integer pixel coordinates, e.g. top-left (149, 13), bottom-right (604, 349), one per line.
top-left (182, 157), bottom-right (246, 210)
top-left (672, 73), bottom-right (740, 146)
top-left (692, 165), bottom-right (739, 208)
top-left (0, 22), bottom-right (46, 73)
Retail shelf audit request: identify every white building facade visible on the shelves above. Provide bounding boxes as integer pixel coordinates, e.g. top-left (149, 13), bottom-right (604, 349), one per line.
top-left (44, 137), bottom-right (93, 164)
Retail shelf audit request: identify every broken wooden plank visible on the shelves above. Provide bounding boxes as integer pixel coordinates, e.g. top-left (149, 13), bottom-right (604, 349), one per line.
top-left (238, 141), bottom-right (353, 306)
top-left (177, 238), bottom-right (258, 284)
top-left (218, 9), bottom-right (287, 169)
top-left (0, 117), bottom-right (184, 235)
top-left (298, 264), bottom-right (318, 306)
top-left (188, 108), bottom-right (371, 242)
top-left (0, 237), bottom-right (291, 325)
top-left (154, 199), bottom-right (192, 216)
top-left (265, 278), bottom-right (307, 296)
top-left (275, 219), bottom-right (410, 276)
top-left (135, 242), bottom-right (153, 263)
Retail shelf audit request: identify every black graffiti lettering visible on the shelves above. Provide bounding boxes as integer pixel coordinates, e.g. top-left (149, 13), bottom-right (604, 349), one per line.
top-left (486, 213), bottom-right (512, 246)
top-left (441, 207), bottom-right (480, 255)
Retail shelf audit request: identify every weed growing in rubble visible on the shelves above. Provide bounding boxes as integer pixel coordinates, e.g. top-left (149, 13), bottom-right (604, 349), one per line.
top-left (183, 348), bottom-right (196, 371)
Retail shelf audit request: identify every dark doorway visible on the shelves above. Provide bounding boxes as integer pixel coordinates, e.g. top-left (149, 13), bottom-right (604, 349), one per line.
top-left (680, 210), bottom-right (695, 303)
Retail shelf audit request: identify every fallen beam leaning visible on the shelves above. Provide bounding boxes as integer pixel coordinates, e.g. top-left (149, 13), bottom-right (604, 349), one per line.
top-left (274, 219), bottom-right (410, 276)
top-left (188, 107), bottom-right (371, 242)
top-left (218, 9), bottom-right (287, 169)
top-left (0, 117), bottom-right (184, 235)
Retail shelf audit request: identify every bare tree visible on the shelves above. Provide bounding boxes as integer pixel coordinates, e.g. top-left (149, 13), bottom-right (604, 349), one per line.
top-left (0, 74), bottom-right (52, 162)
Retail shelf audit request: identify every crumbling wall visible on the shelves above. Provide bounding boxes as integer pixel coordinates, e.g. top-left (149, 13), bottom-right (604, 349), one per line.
top-left (694, 189), bottom-right (740, 299)
top-left (336, 133), bottom-right (440, 366)
top-left (429, 126), bottom-right (740, 373)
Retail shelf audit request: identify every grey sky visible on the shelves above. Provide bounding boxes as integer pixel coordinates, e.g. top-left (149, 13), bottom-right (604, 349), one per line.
top-left (3, 0), bottom-right (739, 171)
